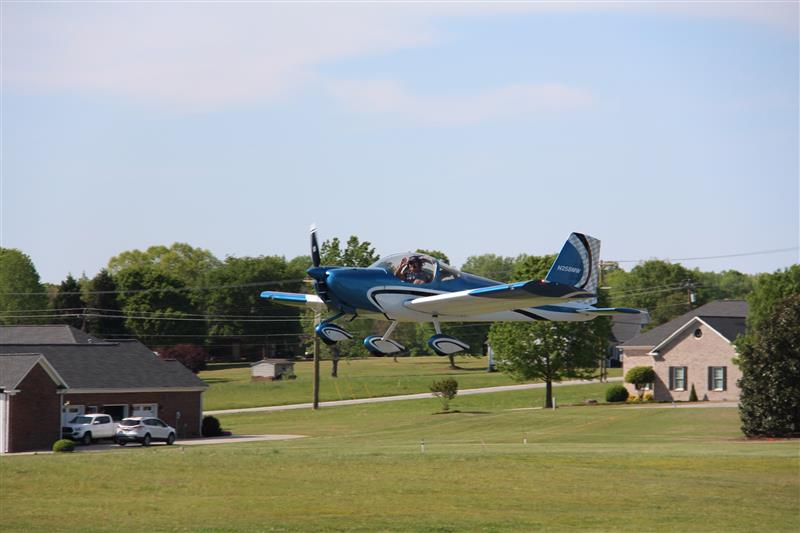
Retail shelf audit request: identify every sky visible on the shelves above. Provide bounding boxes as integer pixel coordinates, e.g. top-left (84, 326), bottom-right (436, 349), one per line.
top-left (2, 1), bottom-right (798, 284)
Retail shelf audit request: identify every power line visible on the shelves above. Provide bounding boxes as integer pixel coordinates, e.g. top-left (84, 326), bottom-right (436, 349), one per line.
top-left (0, 278), bottom-right (306, 296)
top-left (0, 307), bottom-right (305, 319)
top-left (0, 313), bottom-right (311, 323)
top-left (611, 246), bottom-right (798, 264)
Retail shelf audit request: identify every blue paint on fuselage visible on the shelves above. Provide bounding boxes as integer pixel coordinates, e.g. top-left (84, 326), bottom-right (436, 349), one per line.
top-left (319, 266), bottom-right (501, 315)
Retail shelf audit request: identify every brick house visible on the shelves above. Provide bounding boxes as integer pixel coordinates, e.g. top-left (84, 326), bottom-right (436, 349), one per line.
top-left (0, 354), bottom-right (66, 453)
top-left (620, 300), bottom-right (747, 402)
top-left (0, 325), bottom-right (208, 453)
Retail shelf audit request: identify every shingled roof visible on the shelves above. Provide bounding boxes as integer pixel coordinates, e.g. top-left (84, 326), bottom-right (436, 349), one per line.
top-left (0, 327), bottom-right (207, 391)
top-left (0, 325), bottom-right (99, 345)
top-left (621, 300), bottom-right (748, 349)
top-left (0, 354), bottom-right (66, 390)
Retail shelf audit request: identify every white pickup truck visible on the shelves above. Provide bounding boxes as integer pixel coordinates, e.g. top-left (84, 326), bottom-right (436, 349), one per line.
top-left (62, 413), bottom-right (117, 445)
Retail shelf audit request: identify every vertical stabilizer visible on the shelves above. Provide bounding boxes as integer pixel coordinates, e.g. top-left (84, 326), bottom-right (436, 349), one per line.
top-left (545, 233), bottom-right (601, 296)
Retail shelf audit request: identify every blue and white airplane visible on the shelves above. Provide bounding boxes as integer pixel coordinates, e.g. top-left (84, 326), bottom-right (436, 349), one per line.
top-left (262, 228), bottom-right (648, 356)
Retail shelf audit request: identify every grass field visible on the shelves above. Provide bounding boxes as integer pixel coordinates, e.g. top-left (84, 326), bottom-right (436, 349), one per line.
top-left (200, 355), bottom-right (622, 410)
top-left (2, 382), bottom-right (797, 532)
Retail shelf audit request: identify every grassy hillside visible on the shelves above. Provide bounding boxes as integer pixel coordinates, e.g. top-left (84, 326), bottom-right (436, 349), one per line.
top-left (200, 355), bottom-right (622, 410)
top-left (2, 383), bottom-right (797, 532)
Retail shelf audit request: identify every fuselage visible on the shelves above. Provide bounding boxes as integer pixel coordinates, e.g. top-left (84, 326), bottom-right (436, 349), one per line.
top-left (314, 258), bottom-right (596, 323)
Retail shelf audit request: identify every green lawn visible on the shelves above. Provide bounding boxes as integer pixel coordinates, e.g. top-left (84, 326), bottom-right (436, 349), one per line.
top-left (200, 355), bottom-right (622, 410)
top-left (2, 382), bottom-right (797, 532)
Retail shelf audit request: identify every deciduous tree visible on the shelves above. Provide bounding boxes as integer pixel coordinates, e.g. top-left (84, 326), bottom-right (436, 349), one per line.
top-left (0, 248), bottom-right (48, 324)
top-left (488, 253), bottom-right (609, 407)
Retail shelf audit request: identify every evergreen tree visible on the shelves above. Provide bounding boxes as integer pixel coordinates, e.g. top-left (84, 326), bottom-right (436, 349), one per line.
top-left (85, 269), bottom-right (128, 338)
top-left (52, 274), bottom-right (86, 329)
top-left (736, 294), bottom-right (800, 437)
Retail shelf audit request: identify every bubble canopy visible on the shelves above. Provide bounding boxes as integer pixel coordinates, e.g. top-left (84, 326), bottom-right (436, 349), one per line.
top-left (370, 253), bottom-right (461, 283)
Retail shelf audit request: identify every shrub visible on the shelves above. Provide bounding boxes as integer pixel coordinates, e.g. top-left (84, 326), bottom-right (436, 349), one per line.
top-left (157, 344), bottom-right (208, 373)
top-left (605, 384), bottom-right (629, 403)
top-left (625, 366), bottom-right (656, 398)
top-left (201, 416), bottom-right (223, 437)
top-left (52, 439), bottom-right (75, 453)
top-left (642, 392), bottom-right (654, 402)
top-left (430, 378), bottom-right (458, 411)
top-left (689, 384), bottom-right (698, 402)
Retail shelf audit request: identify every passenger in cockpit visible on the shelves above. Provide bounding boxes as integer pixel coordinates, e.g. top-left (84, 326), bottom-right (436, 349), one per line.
top-left (396, 255), bottom-right (432, 285)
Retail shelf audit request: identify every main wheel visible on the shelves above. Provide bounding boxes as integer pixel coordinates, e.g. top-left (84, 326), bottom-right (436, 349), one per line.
top-left (143, 433), bottom-right (151, 447)
top-left (81, 432), bottom-right (92, 446)
top-left (166, 433), bottom-right (176, 445)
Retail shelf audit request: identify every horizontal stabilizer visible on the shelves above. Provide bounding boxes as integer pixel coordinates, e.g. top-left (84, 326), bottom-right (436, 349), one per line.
top-left (260, 291), bottom-right (327, 311)
top-left (578, 307), bottom-right (650, 323)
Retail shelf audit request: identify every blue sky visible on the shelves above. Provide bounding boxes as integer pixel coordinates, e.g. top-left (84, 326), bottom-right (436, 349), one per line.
top-left (2, 2), bottom-right (798, 283)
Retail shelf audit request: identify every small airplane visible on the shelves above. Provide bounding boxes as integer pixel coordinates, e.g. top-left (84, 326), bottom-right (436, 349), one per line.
top-left (261, 227), bottom-right (648, 356)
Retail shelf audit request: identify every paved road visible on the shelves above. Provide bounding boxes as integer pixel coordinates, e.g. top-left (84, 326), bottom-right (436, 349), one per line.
top-left (205, 377), bottom-right (623, 415)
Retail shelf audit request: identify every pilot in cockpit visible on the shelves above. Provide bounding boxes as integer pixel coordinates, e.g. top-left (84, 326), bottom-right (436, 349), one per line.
top-left (396, 255), bottom-right (433, 285)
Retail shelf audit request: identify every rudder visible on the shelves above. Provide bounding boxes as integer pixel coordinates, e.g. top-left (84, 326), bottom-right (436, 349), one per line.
top-left (545, 233), bottom-right (600, 295)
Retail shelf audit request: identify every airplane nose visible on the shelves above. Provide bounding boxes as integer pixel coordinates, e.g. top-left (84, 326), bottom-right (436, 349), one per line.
top-left (306, 267), bottom-right (328, 281)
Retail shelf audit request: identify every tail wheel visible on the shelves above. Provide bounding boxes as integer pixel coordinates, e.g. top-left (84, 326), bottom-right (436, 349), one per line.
top-left (166, 433), bottom-right (176, 445)
top-left (143, 433), bottom-right (151, 446)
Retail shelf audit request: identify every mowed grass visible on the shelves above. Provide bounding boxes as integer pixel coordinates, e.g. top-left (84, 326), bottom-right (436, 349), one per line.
top-left (200, 355), bottom-right (622, 410)
top-left (2, 383), bottom-right (798, 533)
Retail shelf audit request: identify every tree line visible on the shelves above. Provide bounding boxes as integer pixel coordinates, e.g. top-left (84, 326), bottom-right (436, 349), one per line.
top-left (0, 239), bottom-right (780, 363)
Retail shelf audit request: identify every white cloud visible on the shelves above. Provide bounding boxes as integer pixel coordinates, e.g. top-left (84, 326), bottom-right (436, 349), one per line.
top-left (3, 2), bottom-right (795, 112)
top-left (3, 4), bottom-right (436, 111)
top-left (326, 79), bottom-right (593, 125)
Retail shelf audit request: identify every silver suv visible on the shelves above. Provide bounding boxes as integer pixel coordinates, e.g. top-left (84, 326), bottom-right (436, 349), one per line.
top-left (116, 417), bottom-right (176, 446)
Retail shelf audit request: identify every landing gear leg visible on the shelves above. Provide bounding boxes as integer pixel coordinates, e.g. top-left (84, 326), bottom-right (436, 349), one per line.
top-left (364, 320), bottom-right (406, 356)
top-left (427, 316), bottom-right (470, 357)
top-left (315, 311), bottom-right (354, 345)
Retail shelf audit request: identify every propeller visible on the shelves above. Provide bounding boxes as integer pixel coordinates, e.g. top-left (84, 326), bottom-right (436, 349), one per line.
top-left (310, 224), bottom-right (321, 268)
top-left (307, 225), bottom-right (330, 302)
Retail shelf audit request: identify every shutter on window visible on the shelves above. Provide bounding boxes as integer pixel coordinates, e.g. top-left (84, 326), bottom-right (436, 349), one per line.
top-left (684, 367), bottom-right (688, 390)
top-left (722, 367), bottom-right (727, 391)
top-left (669, 367), bottom-right (674, 390)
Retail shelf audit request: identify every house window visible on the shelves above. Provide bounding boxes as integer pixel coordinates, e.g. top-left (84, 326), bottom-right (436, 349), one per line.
top-left (669, 366), bottom-right (687, 391)
top-left (132, 403), bottom-right (158, 417)
top-left (694, 328), bottom-right (703, 338)
top-left (709, 367), bottom-right (727, 391)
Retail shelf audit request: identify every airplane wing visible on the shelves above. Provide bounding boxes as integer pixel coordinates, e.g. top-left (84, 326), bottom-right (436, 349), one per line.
top-left (260, 291), bottom-right (327, 312)
top-left (403, 280), bottom-right (595, 317)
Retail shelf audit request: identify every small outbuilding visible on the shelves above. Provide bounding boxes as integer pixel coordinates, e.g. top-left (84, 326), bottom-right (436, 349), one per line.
top-left (251, 359), bottom-right (295, 381)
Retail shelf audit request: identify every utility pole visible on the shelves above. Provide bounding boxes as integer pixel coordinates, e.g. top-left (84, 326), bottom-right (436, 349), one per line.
top-left (312, 311), bottom-right (321, 410)
top-left (685, 279), bottom-right (697, 308)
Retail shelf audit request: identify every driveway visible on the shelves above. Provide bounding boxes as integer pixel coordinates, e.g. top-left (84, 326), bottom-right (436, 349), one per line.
top-left (205, 377), bottom-right (623, 415)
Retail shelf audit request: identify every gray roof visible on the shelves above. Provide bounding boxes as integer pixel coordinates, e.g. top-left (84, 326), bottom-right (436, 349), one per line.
top-left (0, 341), bottom-right (207, 390)
top-left (0, 325), bottom-right (99, 345)
top-left (0, 354), bottom-right (46, 389)
top-left (610, 316), bottom-right (643, 344)
top-left (622, 300), bottom-right (748, 348)
top-left (702, 316), bottom-right (747, 343)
